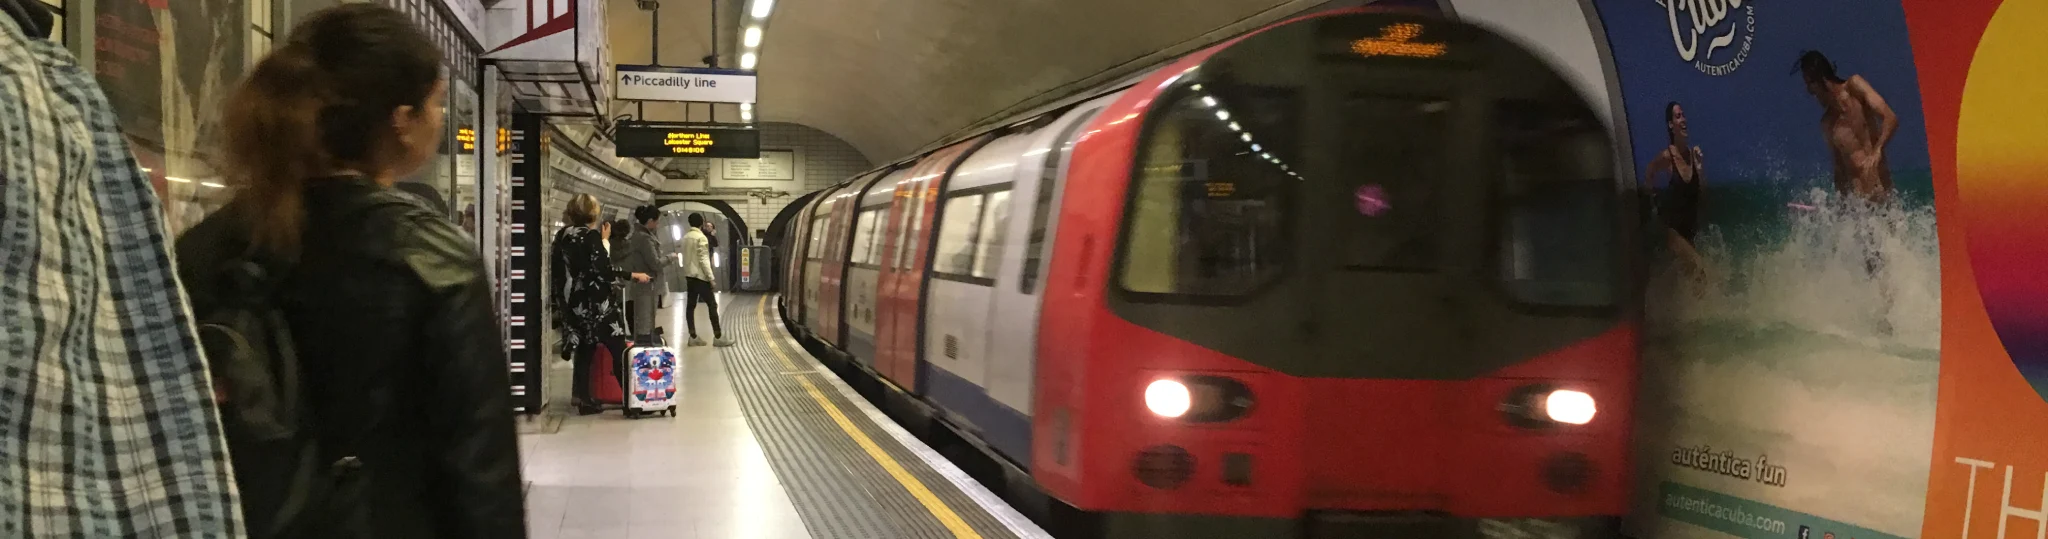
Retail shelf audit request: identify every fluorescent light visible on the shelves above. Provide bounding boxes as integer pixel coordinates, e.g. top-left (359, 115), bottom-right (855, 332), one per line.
top-left (166, 176), bottom-right (191, 183)
top-left (1190, 84), bottom-right (1204, 91)
top-left (740, 102), bottom-right (753, 112)
top-left (750, 0), bottom-right (773, 18)
top-left (1200, 96), bottom-right (1217, 108)
top-left (199, 182), bottom-right (226, 189)
top-left (1250, 144), bottom-right (1262, 152)
top-left (1260, 152), bottom-right (1272, 160)
top-left (740, 52), bottom-right (758, 69)
top-left (1240, 133), bottom-right (1251, 142)
top-left (743, 27), bottom-right (762, 47)
top-left (1227, 122), bottom-right (1241, 132)
top-left (1214, 110), bottom-right (1230, 121)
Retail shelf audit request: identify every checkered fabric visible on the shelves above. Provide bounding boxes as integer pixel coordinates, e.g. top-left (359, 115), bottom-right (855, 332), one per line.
top-left (0, 15), bottom-right (244, 539)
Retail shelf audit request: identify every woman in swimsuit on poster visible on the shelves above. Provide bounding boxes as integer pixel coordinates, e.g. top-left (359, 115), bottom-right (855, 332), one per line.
top-left (1643, 101), bottom-right (1709, 286)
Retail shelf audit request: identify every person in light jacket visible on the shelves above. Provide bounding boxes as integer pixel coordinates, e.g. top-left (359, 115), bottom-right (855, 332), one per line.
top-left (680, 213), bottom-right (731, 347)
top-left (615, 206), bottom-right (667, 341)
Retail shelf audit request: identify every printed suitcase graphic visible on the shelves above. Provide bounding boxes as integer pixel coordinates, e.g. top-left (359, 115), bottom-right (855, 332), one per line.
top-left (626, 346), bottom-right (677, 418)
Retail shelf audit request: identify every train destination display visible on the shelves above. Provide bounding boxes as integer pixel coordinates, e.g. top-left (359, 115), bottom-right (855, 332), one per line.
top-left (614, 123), bottom-right (761, 159)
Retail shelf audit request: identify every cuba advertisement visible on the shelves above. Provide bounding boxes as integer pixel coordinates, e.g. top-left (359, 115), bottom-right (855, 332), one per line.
top-left (1588, 0), bottom-right (1941, 537)
top-left (1905, 1), bottom-right (2048, 538)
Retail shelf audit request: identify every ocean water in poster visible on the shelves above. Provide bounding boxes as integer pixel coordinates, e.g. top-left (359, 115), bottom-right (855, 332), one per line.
top-left (1586, 0), bottom-right (1941, 537)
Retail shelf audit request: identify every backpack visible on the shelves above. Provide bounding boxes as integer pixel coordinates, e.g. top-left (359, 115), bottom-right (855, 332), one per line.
top-left (193, 256), bottom-right (357, 538)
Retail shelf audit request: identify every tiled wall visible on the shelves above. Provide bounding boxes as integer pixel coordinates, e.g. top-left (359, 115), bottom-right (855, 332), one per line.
top-left (662, 122), bottom-right (873, 237)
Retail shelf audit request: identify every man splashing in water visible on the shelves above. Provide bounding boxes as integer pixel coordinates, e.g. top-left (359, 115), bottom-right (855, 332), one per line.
top-left (1798, 50), bottom-right (1900, 333)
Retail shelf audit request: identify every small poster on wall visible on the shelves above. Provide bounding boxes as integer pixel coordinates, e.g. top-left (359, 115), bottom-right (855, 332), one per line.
top-left (721, 150), bottom-right (796, 181)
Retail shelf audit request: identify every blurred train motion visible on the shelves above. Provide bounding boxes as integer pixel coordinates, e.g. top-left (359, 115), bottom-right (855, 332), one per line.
top-left (774, 8), bottom-right (1641, 538)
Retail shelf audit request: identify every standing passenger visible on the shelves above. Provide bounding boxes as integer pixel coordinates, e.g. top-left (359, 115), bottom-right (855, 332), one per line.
top-left (550, 194), bottom-right (652, 414)
top-left (0, 1), bottom-right (244, 535)
top-left (174, 5), bottom-right (525, 538)
top-left (681, 213), bottom-right (733, 347)
top-left (616, 206), bottom-right (668, 341)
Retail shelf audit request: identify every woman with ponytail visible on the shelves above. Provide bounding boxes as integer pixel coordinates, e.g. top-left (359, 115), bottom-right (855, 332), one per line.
top-left (172, 5), bottom-right (526, 538)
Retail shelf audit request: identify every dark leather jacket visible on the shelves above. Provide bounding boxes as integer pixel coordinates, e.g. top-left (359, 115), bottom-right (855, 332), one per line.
top-left (176, 177), bottom-right (526, 539)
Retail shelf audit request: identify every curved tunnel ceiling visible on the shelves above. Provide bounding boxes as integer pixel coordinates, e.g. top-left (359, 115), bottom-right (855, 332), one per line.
top-left (752, 0), bottom-right (1338, 161)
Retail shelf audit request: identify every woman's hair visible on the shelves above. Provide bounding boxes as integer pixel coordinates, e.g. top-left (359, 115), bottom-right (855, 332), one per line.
top-left (1663, 101), bottom-right (1682, 142)
top-left (564, 194), bottom-right (601, 227)
top-left (219, 4), bottom-right (443, 253)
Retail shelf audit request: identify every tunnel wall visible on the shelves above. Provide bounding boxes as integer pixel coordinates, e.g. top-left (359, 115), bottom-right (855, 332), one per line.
top-left (1459, 0), bottom-right (2039, 537)
top-left (657, 122), bottom-right (874, 239)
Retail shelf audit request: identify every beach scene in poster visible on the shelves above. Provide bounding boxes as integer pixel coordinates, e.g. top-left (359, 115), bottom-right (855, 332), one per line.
top-left (1589, 0), bottom-right (1941, 536)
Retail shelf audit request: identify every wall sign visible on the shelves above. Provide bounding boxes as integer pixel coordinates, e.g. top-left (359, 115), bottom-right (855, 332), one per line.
top-left (721, 150), bottom-right (796, 181)
top-left (614, 122), bottom-right (761, 159)
top-left (615, 65), bottom-right (758, 103)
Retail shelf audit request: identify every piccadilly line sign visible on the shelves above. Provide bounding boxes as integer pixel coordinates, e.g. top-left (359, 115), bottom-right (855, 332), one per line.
top-left (615, 65), bottom-right (759, 104)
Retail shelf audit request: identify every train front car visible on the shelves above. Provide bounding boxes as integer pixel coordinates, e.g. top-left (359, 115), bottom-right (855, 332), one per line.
top-left (1035, 11), bottom-right (1638, 539)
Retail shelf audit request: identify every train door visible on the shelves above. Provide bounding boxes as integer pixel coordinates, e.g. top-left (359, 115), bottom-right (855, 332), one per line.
top-left (877, 139), bottom-right (986, 390)
top-left (819, 173), bottom-right (878, 347)
top-left (843, 171), bottom-right (904, 363)
top-left (981, 97), bottom-right (1114, 464)
top-left (794, 187), bottom-right (839, 331)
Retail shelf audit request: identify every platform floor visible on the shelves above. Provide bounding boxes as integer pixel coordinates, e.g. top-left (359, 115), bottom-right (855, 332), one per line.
top-left (519, 292), bottom-right (1049, 539)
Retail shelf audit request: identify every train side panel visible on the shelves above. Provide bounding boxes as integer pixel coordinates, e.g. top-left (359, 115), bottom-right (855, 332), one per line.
top-left (878, 140), bottom-right (983, 389)
top-left (815, 178), bottom-right (862, 348)
top-left (921, 132), bottom-right (1037, 462)
top-left (845, 171), bottom-right (904, 364)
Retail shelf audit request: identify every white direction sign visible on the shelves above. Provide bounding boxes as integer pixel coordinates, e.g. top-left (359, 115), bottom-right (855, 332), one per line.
top-left (615, 65), bottom-right (758, 104)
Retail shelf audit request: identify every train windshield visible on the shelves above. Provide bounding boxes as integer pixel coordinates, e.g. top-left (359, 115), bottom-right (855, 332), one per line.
top-left (1111, 14), bottom-right (1625, 378)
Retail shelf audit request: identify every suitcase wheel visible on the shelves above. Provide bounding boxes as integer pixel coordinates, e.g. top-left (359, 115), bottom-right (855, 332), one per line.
top-left (625, 409), bottom-right (641, 420)
top-left (667, 406), bottom-right (676, 417)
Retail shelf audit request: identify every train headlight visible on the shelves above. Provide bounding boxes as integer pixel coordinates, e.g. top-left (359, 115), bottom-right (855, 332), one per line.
top-left (1145, 375), bottom-right (1255, 423)
top-left (1545, 390), bottom-right (1597, 425)
top-left (1144, 379), bottom-right (1192, 418)
top-left (1502, 384), bottom-right (1596, 428)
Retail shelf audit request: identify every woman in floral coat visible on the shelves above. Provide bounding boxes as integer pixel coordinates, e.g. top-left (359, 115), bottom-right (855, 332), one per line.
top-left (550, 194), bottom-right (650, 414)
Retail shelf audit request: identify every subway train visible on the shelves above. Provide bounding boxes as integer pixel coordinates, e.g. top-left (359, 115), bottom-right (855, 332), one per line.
top-left (777, 7), bottom-right (1640, 538)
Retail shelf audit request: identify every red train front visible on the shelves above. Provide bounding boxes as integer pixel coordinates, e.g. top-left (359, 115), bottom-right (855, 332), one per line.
top-left (778, 9), bottom-right (1640, 539)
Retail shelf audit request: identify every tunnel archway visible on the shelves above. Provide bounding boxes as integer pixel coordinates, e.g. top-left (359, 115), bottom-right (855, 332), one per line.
top-left (655, 199), bottom-right (753, 290)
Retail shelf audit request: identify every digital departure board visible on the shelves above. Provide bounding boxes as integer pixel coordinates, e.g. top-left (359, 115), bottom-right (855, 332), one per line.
top-left (614, 122), bottom-right (762, 159)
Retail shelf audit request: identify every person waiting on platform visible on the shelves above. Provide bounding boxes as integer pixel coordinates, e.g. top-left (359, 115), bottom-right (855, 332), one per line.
top-left (617, 206), bottom-right (668, 341)
top-left (175, 5), bottom-right (526, 537)
top-left (551, 194), bottom-right (651, 415)
top-left (681, 213), bottom-right (733, 347)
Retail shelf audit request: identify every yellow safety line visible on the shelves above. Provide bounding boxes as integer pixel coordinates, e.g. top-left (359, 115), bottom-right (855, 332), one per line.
top-left (753, 297), bottom-right (985, 539)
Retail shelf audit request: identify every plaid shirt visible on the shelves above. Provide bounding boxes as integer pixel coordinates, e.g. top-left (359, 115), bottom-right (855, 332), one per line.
top-left (0, 16), bottom-right (244, 539)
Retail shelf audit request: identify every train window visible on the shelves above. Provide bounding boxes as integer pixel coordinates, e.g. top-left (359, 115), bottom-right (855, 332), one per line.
top-left (1020, 107), bottom-right (1103, 294)
top-left (1334, 95), bottom-right (1449, 272)
top-left (973, 190), bottom-right (1012, 279)
top-left (899, 187), bottom-right (930, 270)
top-left (1494, 99), bottom-right (1617, 308)
top-left (1118, 88), bottom-right (1293, 297)
top-left (849, 210), bottom-right (879, 265)
top-left (807, 216), bottom-right (828, 260)
top-left (883, 195), bottom-right (910, 269)
top-left (933, 194), bottom-right (986, 276)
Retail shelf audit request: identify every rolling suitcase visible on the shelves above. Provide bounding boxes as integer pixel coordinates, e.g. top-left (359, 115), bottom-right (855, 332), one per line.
top-left (588, 343), bottom-right (625, 406)
top-left (623, 334), bottom-right (678, 419)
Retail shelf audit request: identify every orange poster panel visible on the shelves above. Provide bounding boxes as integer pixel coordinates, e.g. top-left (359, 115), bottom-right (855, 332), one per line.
top-left (1910, 0), bottom-right (2048, 537)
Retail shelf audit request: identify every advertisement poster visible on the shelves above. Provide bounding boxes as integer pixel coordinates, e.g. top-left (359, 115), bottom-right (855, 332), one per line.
top-left (1588, 0), bottom-right (1941, 537)
top-left (1905, 1), bottom-right (2048, 538)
